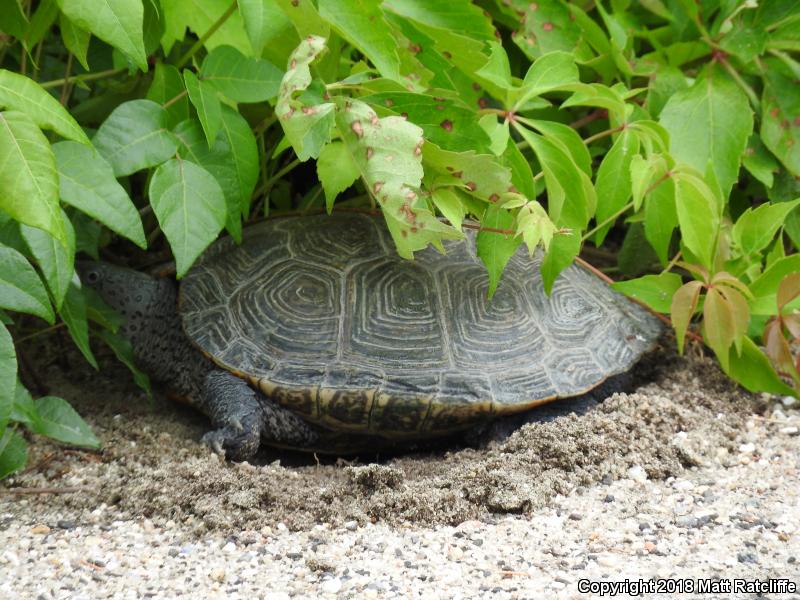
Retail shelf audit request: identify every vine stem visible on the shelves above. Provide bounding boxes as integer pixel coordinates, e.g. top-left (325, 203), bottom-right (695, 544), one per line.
top-left (162, 89), bottom-right (188, 109)
top-left (40, 67), bottom-right (127, 89)
top-left (59, 53), bottom-right (74, 105)
top-left (582, 201), bottom-right (634, 242)
top-left (15, 323), bottom-right (66, 344)
top-left (717, 55), bottom-right (760, 110)
top-left (175, 1), bottom-right (238, 69)
top-left (583, 125), bottom-right (625, 145)
top-left (252, 158), bottom-right (302, 198)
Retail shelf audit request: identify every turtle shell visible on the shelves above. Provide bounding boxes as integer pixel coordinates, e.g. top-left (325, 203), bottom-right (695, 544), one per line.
top-left (180, 213), bottom-right (662, 438)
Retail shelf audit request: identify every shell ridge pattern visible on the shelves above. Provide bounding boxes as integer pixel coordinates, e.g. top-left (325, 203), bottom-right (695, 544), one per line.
top-left (181, 213), bottom-right (663, 433)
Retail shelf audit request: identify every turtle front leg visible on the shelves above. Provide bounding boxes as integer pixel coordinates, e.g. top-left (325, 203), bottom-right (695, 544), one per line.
top-left (200, 370), bottom-right (318, 460)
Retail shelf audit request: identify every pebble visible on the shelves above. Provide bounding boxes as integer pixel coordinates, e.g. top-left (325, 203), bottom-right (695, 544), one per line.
top-left (208, 568), bottom-right (225, 582)
top-left (30, 524), bottom-right (50, 535)
top-left (782, 396), bottom-right (797, 408)
top-left (320, 577), bottom-right (342, 594)
top-left (627, 466), bottom-right (648, 482)
top-left (344, 521), bottom-right (358, 532)
top-left (738, 443), bottom-right (756, 453)
top-left (779, 426), bottom-right (799, 436)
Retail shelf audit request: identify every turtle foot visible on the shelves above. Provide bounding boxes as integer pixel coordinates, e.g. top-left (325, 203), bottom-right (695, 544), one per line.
top-left (201, 415), bottom-right (261, 461)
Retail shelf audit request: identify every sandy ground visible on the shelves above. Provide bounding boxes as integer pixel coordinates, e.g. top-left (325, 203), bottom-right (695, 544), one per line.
top-left (1, 341), bottom-right (799, 598)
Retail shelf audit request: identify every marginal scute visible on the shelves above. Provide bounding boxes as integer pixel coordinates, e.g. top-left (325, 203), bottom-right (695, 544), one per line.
top-left (181, 213), bottom-right (663, 437)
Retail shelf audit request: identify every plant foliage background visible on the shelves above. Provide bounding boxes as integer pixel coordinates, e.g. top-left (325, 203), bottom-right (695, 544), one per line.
top-left (0, 0), bottom-right (799, 477)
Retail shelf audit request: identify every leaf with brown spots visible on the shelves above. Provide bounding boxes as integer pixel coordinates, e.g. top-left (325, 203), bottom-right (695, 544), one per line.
top-left (422, 143), bottom-right (512, 205)
top-left (363, 91), bottom-right (493, 153)
top-left (761, 59), bottom-right (800, 177)
top-left (334, 98), bottom-right (461, 257)
top-left (276, 35), bottom-right (334, 161)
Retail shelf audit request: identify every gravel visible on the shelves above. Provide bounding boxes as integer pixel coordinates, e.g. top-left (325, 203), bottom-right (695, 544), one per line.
top-left (1, 344), bottom-right (799, 598)
top-left (1, 413), bottom-right (798, 599)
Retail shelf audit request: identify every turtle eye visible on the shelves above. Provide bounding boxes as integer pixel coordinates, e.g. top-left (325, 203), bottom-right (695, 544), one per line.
top-left (86, 270), bottom-right (100, 284)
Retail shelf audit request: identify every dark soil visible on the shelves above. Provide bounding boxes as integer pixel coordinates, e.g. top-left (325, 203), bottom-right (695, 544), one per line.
top-left (3, 339), bottom-right (761, 533)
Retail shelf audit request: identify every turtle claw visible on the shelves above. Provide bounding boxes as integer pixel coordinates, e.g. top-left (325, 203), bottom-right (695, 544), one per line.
top-left (201, 417), bottom-right (261, 462)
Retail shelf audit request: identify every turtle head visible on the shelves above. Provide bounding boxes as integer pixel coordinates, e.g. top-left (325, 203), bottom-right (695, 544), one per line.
top-left (76, 261), bottom-right (175, 327)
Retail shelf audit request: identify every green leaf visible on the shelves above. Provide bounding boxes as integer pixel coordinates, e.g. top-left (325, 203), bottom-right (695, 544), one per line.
top-left (673, 173), bottom-right (719, 269)
top-left (149, 158), bottom-right (226, 277)
top-left (0, 243), bottom-right (54, 323)
top-left (0, 0), bottom-right (28, 40)
top-left (0, 111), bottom-right (65, 243)
top-left (146, 63), bottom-right (189, 128)
top-left (671, 279), bottom-right (703, 353)
top-left (56, 0), bottom-right (147, 70)
top-left (733, 199), bottom-right (800, 256)
top-left (59, 12), bottom-right (91, 70)
top-left (422, 143), bottom-right (512, 204)
top-left (515, 125), bottom-right (593, 229)
top-left (515, 51), bottom-right (579, 108)
top-left (184, 70), bottom-right (221, 148)
top-left (25, 0), bottom-right (59, 49)
top-left (561, 83), bottom-right (628, 124)
top-left (238, 0), bottom-right (297, 58)
top-left (0, 323), bottom-right (16, 432)
top-left (317, 141), bottom-right (360, 212)
top-left (630, 153), bottom-right (665, 211)
top-left (334, 97), bottom-right (461, 257)
top-left (83, 286), bottom-right (123, 332)
top-left (742, 135), bottom-right (779, 189)
top-left (516, 200), bottom-right (557, 256)
top-left (364, 92), bottom-right (493, 153)
top-left (27, 396), bottom-right (100, 448)
top-left (593, 128), bottom-right (640, 245)
top-left (510, 0), bottom-right (584, 59)
top-left (59, 281), bottom-right (97, 368)
top-left (276, 35), bottom-right (334, 161)
top-left (475, 41), bottom-right (513, 91)
top-left (52, 141), bottom-right (147, 249)
top-left (431, 187), bottom-right (465, 230)
top-left (611, 272), bottom-right (683, 314)
top-left (0, 428), bottom-right (27, 480)
top-left (161, 0), bottom-right (252, 55)
top-left (643, 174), bottom-right (677, 265)
top-left (92, 100), bottom-right (179, 176)
top-left (97, 328), bottom-right (152, 397)
top-left (272, 0), bottom-right (329, 38)
top-left (382, 0), bottom-right (496, 42)
top-left (319, 0), bottom-right (407, 86)
top-left (477, 205), bottom-right (521, 298)
top-left (523, 119), bottom-right (591, 176)
top-left (749, 254), bottom-right (800, 315)
top-left (724, 336), bottom-right (796, 397)
top-left (540, 231), bottom-right (580, 295)
top-left (20, 211), bottom-right (75, 309)
top-left (173, 108), bottom-right (258, 240)
top-left (200, 45), bottom-right (283, 103)
top-left (761, 59), bottom-right (800, 177)
top-left (0, 70), bottom-right (91, 145)
top-left (659, 67), bottom-right (753, 198)
top-left (646, 65), bottom-right (688, 118)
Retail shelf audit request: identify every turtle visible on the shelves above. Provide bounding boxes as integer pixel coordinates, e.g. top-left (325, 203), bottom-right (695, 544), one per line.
top-left (79, 212), bottom-right (662, 459)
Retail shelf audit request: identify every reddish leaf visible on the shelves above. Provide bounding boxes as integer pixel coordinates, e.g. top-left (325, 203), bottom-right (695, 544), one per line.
top-left (765, 319), bottom-right (797, 379)
top-left (671, 280), bottom-right (703, 353)
top-left (711, 271), bottom-right (753, 298)
top-left (676, 261), bottom-right (709, 283)
top-left (714, 284), bottom-right (750, 354)
top-left (777, 273), bottom-right (800, 312)
top-left (703, 287), bottom-right (736, 370)
top-left (784, 313), bottom-right (800, 340)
